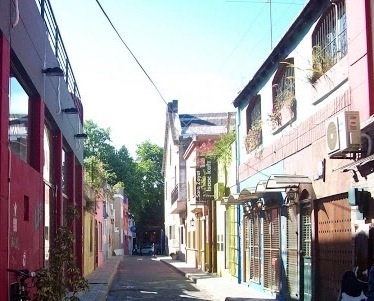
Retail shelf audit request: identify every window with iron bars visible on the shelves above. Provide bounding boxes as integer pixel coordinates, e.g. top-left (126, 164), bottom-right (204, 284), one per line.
top-left (311, 0), bottom-right (347, 81)
top-left (270, 58), bottom-right (295, 130)
top-left (245, 95), bottom-right (262, 153)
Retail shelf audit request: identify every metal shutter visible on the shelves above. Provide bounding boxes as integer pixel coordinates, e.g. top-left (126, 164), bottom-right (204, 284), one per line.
top-left (287, 204), bottom-right (299, 298)
top-left (263, 207), bottom-right (280, 291)
top-left (248, 212), bottom-right (261, 283)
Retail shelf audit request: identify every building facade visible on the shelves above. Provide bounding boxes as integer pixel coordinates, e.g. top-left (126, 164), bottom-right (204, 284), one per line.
top-left (1, 0), bottom-right (86, 299)
top-left (231, 0), bottom-right (374, 300)
top-left (162, 99), bottom-right (236, 266)
top-left (162, 1), bottom-right (374, 300)
top-left (113, 191), bottom-right (124, 255)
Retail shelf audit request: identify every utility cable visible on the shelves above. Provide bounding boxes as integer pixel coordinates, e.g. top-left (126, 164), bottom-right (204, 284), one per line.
top-left (95, 0), bottom-right (214, 140)
top-left (95, 0), bottom-right (168, 107)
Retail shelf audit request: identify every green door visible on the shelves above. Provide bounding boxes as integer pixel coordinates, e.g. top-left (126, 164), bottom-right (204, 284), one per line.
top-left (301, 204), bottom-right (312, 301)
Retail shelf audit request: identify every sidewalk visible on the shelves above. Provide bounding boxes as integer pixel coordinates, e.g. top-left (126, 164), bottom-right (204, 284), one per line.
top-left (158, 256), bottom-right (275, 301)
top-left (74, 255), bottom-right (123, 301)
top-left (75, 255), bottom-right (275, 301)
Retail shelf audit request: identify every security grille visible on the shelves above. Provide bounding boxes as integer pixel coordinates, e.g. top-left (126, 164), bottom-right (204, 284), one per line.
top-left (312, 0), bottom-right (347, 71)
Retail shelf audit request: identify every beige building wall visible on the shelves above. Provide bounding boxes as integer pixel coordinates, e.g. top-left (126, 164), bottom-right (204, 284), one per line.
top-left (83, 212), bottom-right (95, 277)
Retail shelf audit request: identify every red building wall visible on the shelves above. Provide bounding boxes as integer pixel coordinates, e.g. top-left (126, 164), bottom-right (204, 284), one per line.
top-left (0, 30), bottom-right (85, 299)
top-left (0, 33), bottom-right (10, 299)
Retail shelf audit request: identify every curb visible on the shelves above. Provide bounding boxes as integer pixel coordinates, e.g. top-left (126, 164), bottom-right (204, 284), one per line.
top-left (159, 258), bottom-right (189, 277)
top-left (99, 256), bottom-right (123, 301)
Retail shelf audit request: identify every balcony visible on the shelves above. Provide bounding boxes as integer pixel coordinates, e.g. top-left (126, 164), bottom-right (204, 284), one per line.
top-left (36, 0), bottom-right (83, 122)
top-left (170, 184), bottom-right (186, 214)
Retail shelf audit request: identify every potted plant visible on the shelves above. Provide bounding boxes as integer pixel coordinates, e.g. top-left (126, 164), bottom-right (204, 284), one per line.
top-left (170, 253), bottom-right (178, 260)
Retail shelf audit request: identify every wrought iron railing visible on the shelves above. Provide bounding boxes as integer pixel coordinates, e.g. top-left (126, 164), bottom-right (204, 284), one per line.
top-left (171, 184), bottom-right (179, 205)
top-left (35, 0), bottom-right (81, 103)
top-left (312, 0), bottom-right (347, 70)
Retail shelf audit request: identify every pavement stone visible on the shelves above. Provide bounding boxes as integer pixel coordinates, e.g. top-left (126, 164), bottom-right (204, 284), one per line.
top-left (74, 255), bottom-right (276, 301)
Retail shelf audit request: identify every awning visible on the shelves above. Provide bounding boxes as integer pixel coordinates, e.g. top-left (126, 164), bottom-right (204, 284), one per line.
top-left (220, 174), bottom-right (313, 207)
top-left (255, 180), bottom-right (284, 193)
top-left (239, 188), bottom-right (263, 201)
top-left (266, 174), bottom-right (312, 189)
top-left (222, 193), bottom-right (244, 205)
top-left (333, 154), bottom-right (374, 172)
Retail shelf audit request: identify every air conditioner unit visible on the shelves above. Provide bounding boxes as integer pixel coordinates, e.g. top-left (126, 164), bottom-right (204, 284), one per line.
top-left (214, 182), bottom-right (225, 200)
top-left (325, 111), bottom-right (361, 158)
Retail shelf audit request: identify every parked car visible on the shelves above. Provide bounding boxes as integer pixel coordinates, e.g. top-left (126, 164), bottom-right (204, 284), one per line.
top-left (140, 245), bottom-right (154, 256)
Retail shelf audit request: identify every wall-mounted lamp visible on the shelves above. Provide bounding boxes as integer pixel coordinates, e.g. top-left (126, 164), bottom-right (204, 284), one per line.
top-left (74, 133), bottom-right (88, 139)
top-left (62, 107), bottom-right (79, 114)
top-left (190, 218), bottom-right (195, 227)
top-left (256, 198), bottom-right (264, 209)
top-left (42, 67), bottom-right (64, 77)
top-left (243, 201), bottom-right (252, 213)
top-left (286, 187), bottom-right (299, 203)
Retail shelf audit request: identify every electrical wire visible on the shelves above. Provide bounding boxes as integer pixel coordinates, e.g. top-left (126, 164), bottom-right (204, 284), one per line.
top-left (95, 0), bottom-right (168, 107)
top-left (94, 0), bottom-right (219, 140)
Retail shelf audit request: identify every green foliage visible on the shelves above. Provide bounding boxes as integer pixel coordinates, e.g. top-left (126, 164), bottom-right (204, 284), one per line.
top-left (133, 141), bottom-right (164, 231)
top-left (268, 87), bottom-right (296, 130)
top-left (84, 156), bottom-right (115, 190)
top-left (83, 120), bottom-right (120, 186)
top-left (83, 120), bottom-right (112, 159)
top-left (33, 206), bottom-right (88, 300)
top-left (210, 131), bottom-right (236, 166)
top-left (203, 131), bottom-right (236, 186)
top-left (245, 120), bottom-right (262, 152)
top-left (82, 122), bottom-right (164, 243)
top-left (307, 45), bottom-right (335, 84)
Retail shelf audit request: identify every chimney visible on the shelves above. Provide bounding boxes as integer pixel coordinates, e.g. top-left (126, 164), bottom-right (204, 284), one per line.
top-left (168, 99), bottom-right (178, 113)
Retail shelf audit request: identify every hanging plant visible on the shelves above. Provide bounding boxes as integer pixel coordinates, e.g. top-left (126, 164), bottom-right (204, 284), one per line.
top-left (245, 120), bottom-right (262, 153)
top-left (306, 45), bottom-right (335, 84)
top-left (268, 89), bottom-right (296, 130)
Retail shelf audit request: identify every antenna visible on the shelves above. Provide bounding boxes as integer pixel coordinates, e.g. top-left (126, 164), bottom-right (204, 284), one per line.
top-left (268, 0), bottom-right (273, 49)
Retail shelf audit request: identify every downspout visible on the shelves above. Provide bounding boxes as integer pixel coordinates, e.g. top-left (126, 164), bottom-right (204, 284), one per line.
top-left (7, 147), bottom-right (11, 300)
top-left (365, 0), bottom-right (374, 116)
top-left (236, 108), bottom-right (242, 284)
top-left (237, 204), bottom-right (242, 284)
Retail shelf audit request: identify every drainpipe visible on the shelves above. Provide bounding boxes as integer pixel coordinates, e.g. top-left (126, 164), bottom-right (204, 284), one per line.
top-left (237, 205), bottom-right (242, 284)
top-left (236, 110), bottom-right (242, 284)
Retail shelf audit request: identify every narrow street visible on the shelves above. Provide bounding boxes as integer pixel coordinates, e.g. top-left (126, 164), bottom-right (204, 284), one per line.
top-left (106, 255), bottom-right (215, 300)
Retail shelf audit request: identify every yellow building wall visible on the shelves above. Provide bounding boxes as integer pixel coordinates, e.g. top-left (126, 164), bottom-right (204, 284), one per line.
top-left (83, 212), bottom-right (95, 277)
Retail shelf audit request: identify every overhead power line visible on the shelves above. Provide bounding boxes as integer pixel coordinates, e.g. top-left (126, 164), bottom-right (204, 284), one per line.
top-left (95, 0), bottom-right (168, 106)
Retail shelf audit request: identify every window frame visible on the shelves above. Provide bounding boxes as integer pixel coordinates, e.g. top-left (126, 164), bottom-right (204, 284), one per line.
top-left (245, 95), bottom-right (262, 153)
top-left (311, 0), bottom-right (347, 80)
top-left (270, 58), bottom-right (296, 130)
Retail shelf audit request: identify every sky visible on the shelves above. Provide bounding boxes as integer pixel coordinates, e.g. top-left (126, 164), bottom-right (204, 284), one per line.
top-left (49, 0), bottom-right (308, 157)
